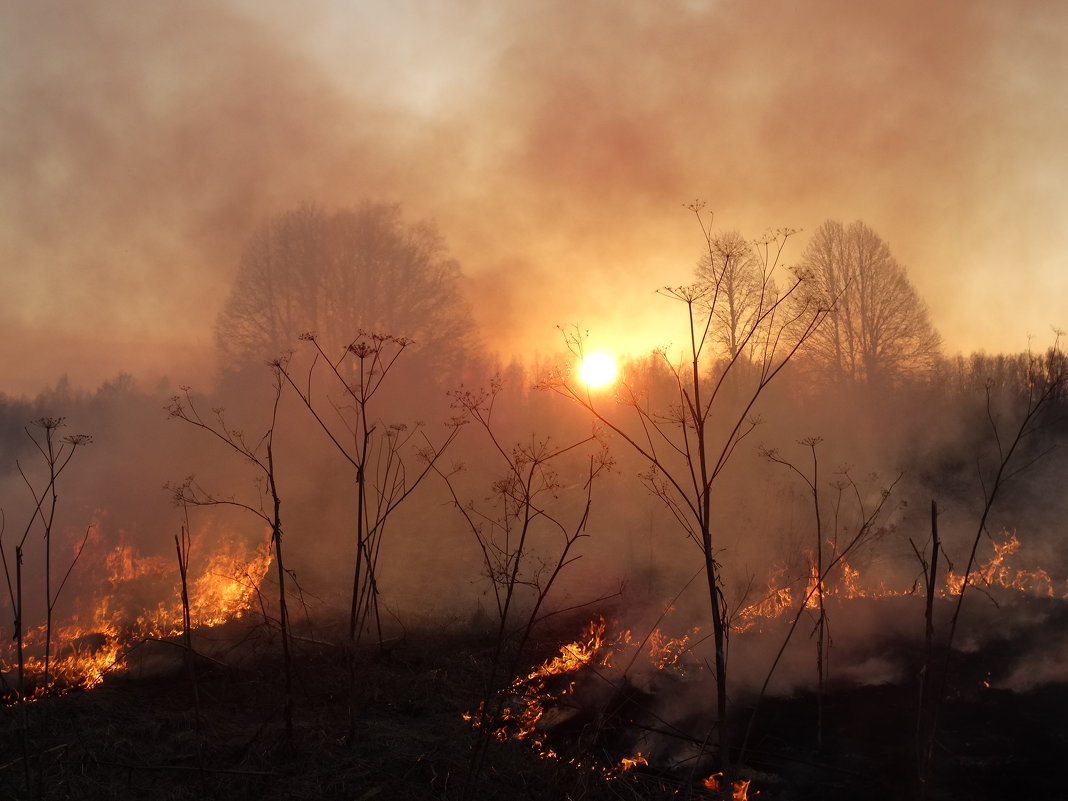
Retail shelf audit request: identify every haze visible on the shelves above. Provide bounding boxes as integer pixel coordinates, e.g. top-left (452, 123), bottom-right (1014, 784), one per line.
top-left (2, 0), bottom-right (1066, 396)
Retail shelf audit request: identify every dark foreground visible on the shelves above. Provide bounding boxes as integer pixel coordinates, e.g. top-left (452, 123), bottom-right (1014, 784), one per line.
top-left (2, 610), bottom-right (1065, 801)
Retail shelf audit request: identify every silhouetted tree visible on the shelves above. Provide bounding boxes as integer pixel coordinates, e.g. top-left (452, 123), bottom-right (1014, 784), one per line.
top-left (695, 230), bottom-right (776, 359)
top-left (215, 202), bottom-right (478, 379)
top-left (795, 220), bottom-right (941, 385)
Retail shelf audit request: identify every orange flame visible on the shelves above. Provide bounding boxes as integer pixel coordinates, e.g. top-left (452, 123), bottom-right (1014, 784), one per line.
top-left (647, 628), bottom-right (694, 671)
top-left (2, 521), bottom-right (273, 700)
top-left (702, 773), bottom-right (752, 799)
top-left (466, 616), bottom-right (699, 769)
top-left (616, 752), bottom-right (649, 772)
top-left (944, 532), bottom-right (1063, 598)
top-left (526, 617), bottom-right (607, 680)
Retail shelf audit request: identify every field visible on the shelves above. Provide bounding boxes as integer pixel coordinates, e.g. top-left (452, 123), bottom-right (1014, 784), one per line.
top-left (4, 595), bottom-right (1066, 801)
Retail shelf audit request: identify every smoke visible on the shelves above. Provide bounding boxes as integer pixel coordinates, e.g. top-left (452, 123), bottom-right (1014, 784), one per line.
top-left (2, 0), bottom-right (1068, 716)
top-left (3, 0), bottom-right (1067, 396)
top-left (0, 1), bottom-right (418, 392)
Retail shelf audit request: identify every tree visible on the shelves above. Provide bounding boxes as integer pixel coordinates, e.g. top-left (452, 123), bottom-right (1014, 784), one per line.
top-left (795, 220), bottom-right (941, 385)
top-left (695, 230), bottom-right (775, 360)
top-left (215, 202), bottom-right (478, 379)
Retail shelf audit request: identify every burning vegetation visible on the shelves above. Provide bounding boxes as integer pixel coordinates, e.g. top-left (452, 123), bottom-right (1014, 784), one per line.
top-left (1, 199), bottom-right (1066, 799)
top-left (2, 336), bottom-right (1067, 801)
top-left (1, 521), bottom-right (272, 701)
top-left (4, 1), bottom-right (1068, 796)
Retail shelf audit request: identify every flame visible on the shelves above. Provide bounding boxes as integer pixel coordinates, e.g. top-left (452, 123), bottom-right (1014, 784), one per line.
top-left (702, 773), bottom-right (752, 799)
top-left (473, 618), bottom-right (610, 751)
top-left (616, 752), bottom-right (648, 772)
top-left (464, 528), bottom-right (1063, 786)
top-left (2, 520), bottom-right (273, 701)
top-left (944, 531), bottom-right (1064, 598)
top-left (526, 617), bottom-right (607, 680)
top-left (804, 556), bottom-right (821, 610)
top-left (647, 628), bottom-right (694, 671)
top-left (735, 566), bottom-right (793, 632)
top-left (734, 529), bottom-right (1065, 635)
top-left (466, 616), bottom-right (699, 772)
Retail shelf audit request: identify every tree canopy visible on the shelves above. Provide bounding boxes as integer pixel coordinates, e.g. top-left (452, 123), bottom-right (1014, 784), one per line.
top-left (694, 230), bottom-right (775, 360)
top-left (795, 220), bottom-right (941, 385)
top-left (215, 202), bottom-right (478, 378)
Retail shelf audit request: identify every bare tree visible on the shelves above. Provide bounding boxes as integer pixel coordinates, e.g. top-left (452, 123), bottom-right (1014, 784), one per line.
top-left (215, 201), bottom-right (478, 379)
top-left (695, 229), bottom-right (776, 360)
top-left (795, 220), bottom-right (941, 385)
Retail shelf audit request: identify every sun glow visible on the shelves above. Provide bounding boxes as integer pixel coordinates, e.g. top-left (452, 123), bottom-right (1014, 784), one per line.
top-left (577, 351), bottom-right (618, 388)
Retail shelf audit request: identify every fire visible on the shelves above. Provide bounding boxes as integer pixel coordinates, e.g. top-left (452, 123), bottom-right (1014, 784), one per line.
top-left (526, 617), bottom-right (608, 680)
top-left (616, 752), bottom-right (648, 772)
top-left (944, 531), bottom-right (1064, 598)
top-left (466, 615), bottom-right (699, 774)
top-left (647, 627), bottom-right (695, 671)
top-left (734, 528), bottom-right (1066, 635)
top-left (464, 528), bottom-right (1063, 790)
top-left (735, 566), bottom-right (793, 632)
top-left (804, 557), bottom-right (821, 609)
top-left (703, 772), bottom-right (752, 800)
top-left (474, 618), bottom-right (610, 752)
top-left (1, 520), bottom-right (274, 701)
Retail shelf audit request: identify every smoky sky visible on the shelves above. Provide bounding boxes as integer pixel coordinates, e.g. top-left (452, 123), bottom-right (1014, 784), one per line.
top-left (3, 0), bottom-right (1067, 395)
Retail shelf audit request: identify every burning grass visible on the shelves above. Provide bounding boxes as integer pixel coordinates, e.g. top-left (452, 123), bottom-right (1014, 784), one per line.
top-left (2, 602), bottom-right (1067, 800)
top-left (4, 523), bottom-right (1068, 799)
top-left (0, 614), bottom-right (713, 801)
top-left (1, 522), bottom-right (273, 701)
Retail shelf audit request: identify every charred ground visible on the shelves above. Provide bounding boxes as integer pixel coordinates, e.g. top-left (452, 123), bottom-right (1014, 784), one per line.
top-left (3, 600), bottom-right (1066, 801)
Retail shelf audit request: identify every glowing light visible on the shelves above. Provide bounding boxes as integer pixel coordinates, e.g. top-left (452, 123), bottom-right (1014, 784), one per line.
top-left (577, 352), bottom-right (618, 388)
top-left (0, 522), bottom-right (274, 699)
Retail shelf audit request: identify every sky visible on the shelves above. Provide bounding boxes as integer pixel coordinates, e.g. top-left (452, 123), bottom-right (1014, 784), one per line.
top-left (2, 0), bottom-right (1067, 396)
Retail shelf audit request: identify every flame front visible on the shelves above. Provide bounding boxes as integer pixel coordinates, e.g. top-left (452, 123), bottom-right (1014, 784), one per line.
top-left (461, 527), bottom-right (1064, 791)
top-left (944, 532), bottom-right (1064, 598)
top-left (2, 521), bottom-right (273, 701)
top-left (526, 617), bottom-right (607, 681)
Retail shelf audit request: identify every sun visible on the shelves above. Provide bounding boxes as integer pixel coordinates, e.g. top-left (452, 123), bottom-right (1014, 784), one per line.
top-left (577, 351), bottom-right (618, 389)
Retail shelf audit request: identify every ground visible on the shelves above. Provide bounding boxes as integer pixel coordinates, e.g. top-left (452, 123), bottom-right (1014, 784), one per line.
top-left (2, 607), bottom-right (1066, 800)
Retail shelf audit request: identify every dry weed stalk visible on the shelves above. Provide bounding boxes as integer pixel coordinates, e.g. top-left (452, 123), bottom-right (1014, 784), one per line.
top-left (167, 369), bottom-right (295, 738)
top-left (541, 203), bottom-right (830, 777)
top-left (917, 336), bottom-right (1066, 795)
top-left (0, 416), bottom-right (91, 794)
top-left (274, 331), bottom-right (460, 645)
top-left (437, 377), bottom-right (613, 799)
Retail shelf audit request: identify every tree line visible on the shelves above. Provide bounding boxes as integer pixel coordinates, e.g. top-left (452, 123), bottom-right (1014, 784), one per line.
top-left (214, 202), bottom-right (950, 393)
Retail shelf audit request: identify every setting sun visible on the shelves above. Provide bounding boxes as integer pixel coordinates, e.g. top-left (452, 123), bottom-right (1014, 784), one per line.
top-left (577, 351), bottom-right (618, 388)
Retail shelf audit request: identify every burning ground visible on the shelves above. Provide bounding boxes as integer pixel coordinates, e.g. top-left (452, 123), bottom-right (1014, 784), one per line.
top-left (2, 355), bottom-right (1068, 799)
top-left (4, 1), bottom-right (1068, 796)
top-left (3, 512), bottom-right (1068, 800)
